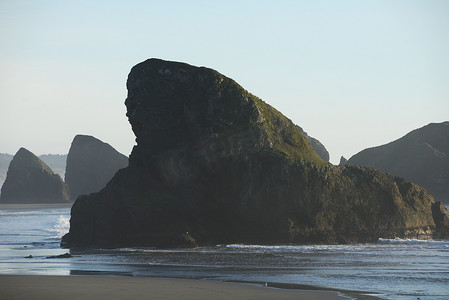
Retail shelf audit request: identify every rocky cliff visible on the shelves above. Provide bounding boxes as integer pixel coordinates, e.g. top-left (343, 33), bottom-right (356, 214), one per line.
top-left (346, 122), bottom-right (449, 203)
top-left (297, 126), bottom-right (329, 162)
top-left (63, 59), bottom-right (449, 247)
top-left (0, 148), bottom-right (70, 203)
top-left (65, 135), bottom-right (128, 201)
top-left (0, 153), bottom-right (14, 191)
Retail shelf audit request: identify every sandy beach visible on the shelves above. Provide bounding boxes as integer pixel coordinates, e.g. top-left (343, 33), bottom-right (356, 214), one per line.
top-left (0, 275), bottom-right (377, 300)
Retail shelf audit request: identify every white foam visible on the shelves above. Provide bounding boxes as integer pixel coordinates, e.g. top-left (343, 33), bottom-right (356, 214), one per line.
top-left (47, 215), bottom-right (70, 239)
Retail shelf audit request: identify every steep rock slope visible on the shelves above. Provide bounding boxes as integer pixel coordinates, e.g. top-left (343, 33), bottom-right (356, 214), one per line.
top-left (0, 148), bottom-right (70, 203)
top-left (63, 59), bottom-right (449, 247)
top-left (65, 135), bottom-right (128, 201)
top-left (346, 122), bottom-right (449, 203)
top-left (0, 153), bottom-right (13, 191)
top-left (297, 126), bottom-right (329, 162)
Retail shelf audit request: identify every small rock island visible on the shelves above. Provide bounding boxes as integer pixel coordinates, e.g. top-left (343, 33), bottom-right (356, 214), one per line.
top-left (63, 59), bottom-right (449, 247)
top-left (0, 148), bottom-right (70, 204)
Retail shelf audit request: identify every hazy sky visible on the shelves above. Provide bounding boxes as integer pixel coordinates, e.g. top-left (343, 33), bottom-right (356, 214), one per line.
top-left (1, 0), bottom-right (448, 164)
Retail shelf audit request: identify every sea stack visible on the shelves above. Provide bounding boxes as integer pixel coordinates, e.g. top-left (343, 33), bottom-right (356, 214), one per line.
top-left (62, 59), bottom-right (449, 247)
top-left (346, 122), bottom-right (449, 203)
top-left (0, 148), bottom-right (70, 203)
top-left (65, 135), bottom-right (128, 201)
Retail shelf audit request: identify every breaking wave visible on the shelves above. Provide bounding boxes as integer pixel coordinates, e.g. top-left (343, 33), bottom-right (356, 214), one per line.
top-left (47, 215), bottom-right (70, 239)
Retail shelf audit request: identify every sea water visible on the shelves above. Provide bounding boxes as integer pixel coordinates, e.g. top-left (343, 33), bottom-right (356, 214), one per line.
top-left (0, 206), bottom-right (448, 299)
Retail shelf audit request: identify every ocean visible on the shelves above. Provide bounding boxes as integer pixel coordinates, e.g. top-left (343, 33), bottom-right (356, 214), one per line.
top-left (0, 205), bottom-right (448, 299)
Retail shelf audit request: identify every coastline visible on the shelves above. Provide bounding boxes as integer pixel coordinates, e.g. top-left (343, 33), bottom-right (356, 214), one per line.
top-left (0, 275), bottom-right (380, 300)
top-left (0, 203), bottom-right (73, 210)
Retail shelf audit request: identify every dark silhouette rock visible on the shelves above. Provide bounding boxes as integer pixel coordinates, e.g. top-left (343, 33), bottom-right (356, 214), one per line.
top-left (46, 252), bottom-right (73, 259)
top-left (62, 59), bottom-right (449, 248)
top-left (65, 135), bottom-right (128, 201)
top-left (339, 156), bottom-right (348, 165)
top-left (346, 122), bottom-right (449, 203)
top-left (0, 148), bottom-right (70, 203)
top-left (297, 126), bottom-right (329, 162)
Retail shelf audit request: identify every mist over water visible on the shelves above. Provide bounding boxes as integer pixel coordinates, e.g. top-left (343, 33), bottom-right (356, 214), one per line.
top-left (0, 206), bottom-right (448, 300)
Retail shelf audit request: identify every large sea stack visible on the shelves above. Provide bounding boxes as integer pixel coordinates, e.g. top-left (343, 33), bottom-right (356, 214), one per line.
top-left (0, 148), bottom-right (70, 203)
top-left (63, 59), bottom-right (449, 247)
top-left (65, 135), bottom-right (128, 201)
top-left (346, 122), bottom-right (449, 203)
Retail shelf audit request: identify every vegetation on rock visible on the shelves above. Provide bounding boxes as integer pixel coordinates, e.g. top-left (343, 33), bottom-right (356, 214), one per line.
top-left (63, 59), bottom-right (449, 248)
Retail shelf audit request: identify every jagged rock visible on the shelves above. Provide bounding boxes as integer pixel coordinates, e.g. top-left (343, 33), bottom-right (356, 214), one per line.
top-left (297, 126), bottom-right (329, 162)
top-left (339, 156), bottom-right (347, 165)
top-left (62, 59), bottom-right (449, 248)
top-left (65, 135), bottom-right (128, 201)
top-left (0, 148), bottom-right (70, 203)
top-left (346, 122), bottom-right (449, 203)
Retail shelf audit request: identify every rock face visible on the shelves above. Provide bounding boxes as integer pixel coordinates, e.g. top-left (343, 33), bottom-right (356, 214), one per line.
top-left (1, 154), bottom-right (67, 192)
top-left (339, 156), bottom-right (348, 165)
top-left (39, 154), bottom-right (67, 179)
top-left (297, 126), bottom-right (329, 162)
top-left (62, 59), bottom-right (449, 247)
top-left (0, 148), bottom-right (70, 203)
top-left (65, 135), bottom-right (128, 201)
top-left (346, 122), bottom-right (449, 203)
top-left (0, 153), bottom-right (14, 191)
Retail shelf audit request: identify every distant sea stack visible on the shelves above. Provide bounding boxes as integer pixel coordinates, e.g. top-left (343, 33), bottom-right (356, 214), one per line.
top-left (65, 135), bottom-right (128, 201)
top-left (346, 122), bottom-right (449, 203)
top-left (0, 148), bottom-right (70, 203)
top-left (63, 59), bottom-right (449, 248)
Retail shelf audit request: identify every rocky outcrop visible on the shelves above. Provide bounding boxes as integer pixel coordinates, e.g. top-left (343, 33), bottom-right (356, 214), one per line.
top-left (297, 126), bottom-right (329, 162)
top-left (0, 148), bottom-right (70, 203)
top-left (1, 154), bottom-right (66, 191)
top-left (65, 135), bottom-right (128, 201)
top-left (0, 153), bottom-right (14, 191)
top-left (62, 59), bottom-right (449, 248)
top-left (346, 122), bottom-right (449, 203)
top-left (339, 156), bottom-right (348, 165)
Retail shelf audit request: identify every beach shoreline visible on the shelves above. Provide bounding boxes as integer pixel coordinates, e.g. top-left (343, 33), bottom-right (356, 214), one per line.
top-left (0, 275), bottom-right (380, 300)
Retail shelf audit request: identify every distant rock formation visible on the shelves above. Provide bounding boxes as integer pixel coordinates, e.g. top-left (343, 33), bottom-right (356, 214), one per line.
top-left (1, 154), bottom-right (66, 191)
top-left (0, 148), bottom-right (70, 203)
top-left (346, 122), bottom-right (449, 203)
top-left (297, 126), bottom-right (329, 162)
top-left (62, 59), bottom-right (449, 248)
top-left (39, 154), bottom-right (67, 179)
top-left (339, 156), bottom-right (348, 165)
top-left (0, 153), bottom-right (14, 191)
top-left (65, 135), bottom-right (128, 201)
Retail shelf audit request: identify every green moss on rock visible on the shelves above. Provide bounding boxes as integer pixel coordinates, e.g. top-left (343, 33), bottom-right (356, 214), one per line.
top-left (63, 59), bottom-right (449, 248)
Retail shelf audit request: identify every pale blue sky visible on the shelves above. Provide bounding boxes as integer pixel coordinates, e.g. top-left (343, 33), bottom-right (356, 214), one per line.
top-left (1, 0), bottom-right (448, 164)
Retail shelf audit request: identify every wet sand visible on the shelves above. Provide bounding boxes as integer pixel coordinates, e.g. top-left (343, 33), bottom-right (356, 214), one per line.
top-left (0, 275), bottom-right (370, 300)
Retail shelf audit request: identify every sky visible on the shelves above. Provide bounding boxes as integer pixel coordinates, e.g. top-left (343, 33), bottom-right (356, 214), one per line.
top-left (1, 0), bottom-right (448, 164)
